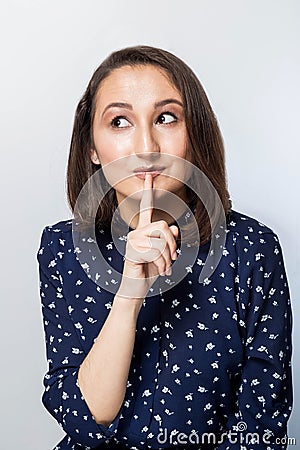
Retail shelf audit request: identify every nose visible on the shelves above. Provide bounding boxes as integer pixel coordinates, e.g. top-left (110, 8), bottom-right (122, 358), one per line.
top-left (134, 123), bottom-right (160, 161)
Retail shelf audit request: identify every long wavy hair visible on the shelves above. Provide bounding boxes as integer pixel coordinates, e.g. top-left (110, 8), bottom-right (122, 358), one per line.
top-left (67, 45), bottom-right (231, 245)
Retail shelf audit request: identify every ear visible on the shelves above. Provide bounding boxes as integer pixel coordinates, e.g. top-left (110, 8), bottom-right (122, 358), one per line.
top-left (90, 148), bottom-right (101, 165)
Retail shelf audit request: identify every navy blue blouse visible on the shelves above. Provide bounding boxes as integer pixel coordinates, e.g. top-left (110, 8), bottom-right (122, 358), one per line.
top-left (36, 209), bottom-right (293, 450)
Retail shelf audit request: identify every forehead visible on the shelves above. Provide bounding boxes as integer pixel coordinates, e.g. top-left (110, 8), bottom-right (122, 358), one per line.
top-left (95, 64), bottom-right (182, 107)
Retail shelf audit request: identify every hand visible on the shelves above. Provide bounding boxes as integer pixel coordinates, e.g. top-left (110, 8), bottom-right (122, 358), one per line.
top-left (117, 172), bottom-right (179, 299)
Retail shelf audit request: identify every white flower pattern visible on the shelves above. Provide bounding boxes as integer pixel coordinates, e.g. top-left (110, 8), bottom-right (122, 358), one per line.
top-left (37, 209), bottom-right (292, 450)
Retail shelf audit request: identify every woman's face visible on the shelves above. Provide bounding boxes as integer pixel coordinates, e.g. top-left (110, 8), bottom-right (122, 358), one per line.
top-left (91, 64), bottom-right (192, 208)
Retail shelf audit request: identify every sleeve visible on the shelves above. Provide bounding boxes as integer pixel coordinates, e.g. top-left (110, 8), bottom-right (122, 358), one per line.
top-left (217, 231), bottom-right (293, 450)
top-left (37, 227), bottom-right (122, 448)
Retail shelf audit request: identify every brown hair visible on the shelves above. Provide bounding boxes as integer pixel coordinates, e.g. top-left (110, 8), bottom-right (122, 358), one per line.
top-left (67, 45), bottom-right (231, 245)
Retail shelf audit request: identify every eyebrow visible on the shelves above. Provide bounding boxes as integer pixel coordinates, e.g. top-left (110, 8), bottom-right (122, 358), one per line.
top-left (102, 102), bottom-right (132, 116)
top-left (154, 98), bottom-right (183, 109)
top-left (101, 98), bottom-right (183, 116)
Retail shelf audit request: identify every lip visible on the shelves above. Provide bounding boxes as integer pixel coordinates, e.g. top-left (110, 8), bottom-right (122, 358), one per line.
top-left (133, 166), bottom-right (165, 180)
top-left (134, 170), bottom-right (162, 180)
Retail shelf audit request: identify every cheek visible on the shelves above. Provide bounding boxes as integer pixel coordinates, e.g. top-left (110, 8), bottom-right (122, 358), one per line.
top-left (93, 131), bottom-right (133, 164)
top-left (162, 129), bottom-right (188, 157)
top-left (93, 135), bottom-right (115, 164)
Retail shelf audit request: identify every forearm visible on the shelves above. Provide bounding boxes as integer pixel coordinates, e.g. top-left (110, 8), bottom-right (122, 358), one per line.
top-left (78, 294), bottom-right (143, 426)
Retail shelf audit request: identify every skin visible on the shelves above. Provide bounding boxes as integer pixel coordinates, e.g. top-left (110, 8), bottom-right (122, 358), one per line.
top-left (78, 65), bottom-right (192, 425)
top-left (90, 64), bottom-right (192, 229)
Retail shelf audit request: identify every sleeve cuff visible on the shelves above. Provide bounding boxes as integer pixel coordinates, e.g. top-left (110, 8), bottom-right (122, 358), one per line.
top-left (51, 368), bottom-right (121, 447)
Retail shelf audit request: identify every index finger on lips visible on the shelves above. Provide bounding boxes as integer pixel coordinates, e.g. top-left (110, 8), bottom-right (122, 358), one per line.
top-left (137, 172), bottom-right (153, 229)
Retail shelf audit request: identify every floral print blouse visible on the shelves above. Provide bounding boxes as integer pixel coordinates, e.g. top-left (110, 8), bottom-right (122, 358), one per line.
top-left (36, 209), bottom-right (293, 450)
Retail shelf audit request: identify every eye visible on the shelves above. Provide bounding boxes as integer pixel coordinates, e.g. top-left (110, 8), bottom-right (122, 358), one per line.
top-left (111, 116), bottom-right (131, 128)
top-left (156, 112), bottom-right (177, 125)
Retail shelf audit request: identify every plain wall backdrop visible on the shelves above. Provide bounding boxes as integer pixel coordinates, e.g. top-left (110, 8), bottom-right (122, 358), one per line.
top-left (0, 1), bottom-right (298, 448)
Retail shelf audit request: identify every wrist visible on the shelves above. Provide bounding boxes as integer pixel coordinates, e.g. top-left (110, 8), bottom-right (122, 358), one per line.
top-left (117, 275), bottom-right (149, 301)
top-left (113, 293), bottom-right (144, 317)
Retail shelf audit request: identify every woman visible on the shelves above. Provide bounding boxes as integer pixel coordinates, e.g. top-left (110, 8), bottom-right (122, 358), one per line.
top-left (37, 46), bottom-right (293, 450)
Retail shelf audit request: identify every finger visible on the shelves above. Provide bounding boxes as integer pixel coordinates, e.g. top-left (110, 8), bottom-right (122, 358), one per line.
top-left (142, 246), bottom-right (167, 276)
top-left (149, 224), bottom-right (178, 261)
top-left (169, 225), bottom-right (179, 259)
top-left (139, 234), bottom-right (174, 277)
top-left (169, 224), bottom-right (179, 239)
top-left (137, 172), bottom-right (153, 229)
top-left (127, 231), bottom-right (174, 276)
top-left (155, 242), bottom-right (173, 275)
top-left (126, 242), bottom-right (167, 276)
top-left (152, 255), bottom-right (169, 277)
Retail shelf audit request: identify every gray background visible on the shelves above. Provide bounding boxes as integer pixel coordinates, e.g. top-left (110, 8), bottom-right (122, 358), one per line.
top-left (0, 1), bottom-right (298, 448)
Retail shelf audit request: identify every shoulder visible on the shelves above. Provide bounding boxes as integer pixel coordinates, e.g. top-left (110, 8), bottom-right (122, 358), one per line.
top-left (43, 218), bottom-right (74, 235)
top-left (37, 218), bottom-right (110, 258)
top-left (226, 209), bottom-right (282, 263)
top-left (226, 209), bottom-right (276, 238)
top-left (37, 218), bottom-right (74, 261)
top-left (39, 218), bottom-right (74, 244)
